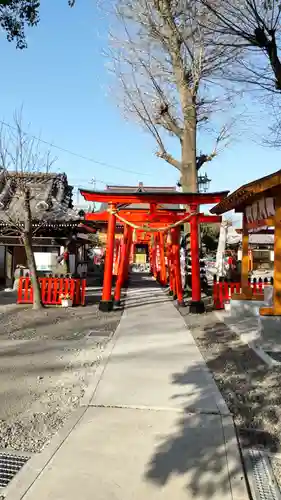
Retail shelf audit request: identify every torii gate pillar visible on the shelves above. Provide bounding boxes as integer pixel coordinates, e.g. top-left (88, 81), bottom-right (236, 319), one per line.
top-left (189, 206), bottom-right (205, 314)
top-left (99, 204), bottom-right (116, 312)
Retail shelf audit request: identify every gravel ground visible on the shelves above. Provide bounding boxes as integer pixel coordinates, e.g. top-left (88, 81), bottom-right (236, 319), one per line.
top-left (0, 289), bottom-right (123, 454)
top-left (0, 304), bottom-right (120, 341)
top-left (178, 309), bottom-right (281, 484)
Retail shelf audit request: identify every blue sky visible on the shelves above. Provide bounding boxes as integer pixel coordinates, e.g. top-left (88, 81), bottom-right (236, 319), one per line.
top-left (0, 0), bottom-right (279, 206)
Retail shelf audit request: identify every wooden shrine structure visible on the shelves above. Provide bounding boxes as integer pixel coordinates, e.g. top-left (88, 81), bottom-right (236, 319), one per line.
top-left (80, 185), bottom-right (228, 313)
top-left (0, 172), bottom-right (90, 286)
top-left (211, 169), bottom-right (281, 316)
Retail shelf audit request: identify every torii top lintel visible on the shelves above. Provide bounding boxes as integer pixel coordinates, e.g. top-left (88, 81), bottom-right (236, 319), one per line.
top-left (80, 189), bottom-right (229, 206)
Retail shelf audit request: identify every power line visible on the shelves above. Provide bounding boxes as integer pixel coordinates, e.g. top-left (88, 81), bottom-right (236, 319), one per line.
top-left (0, 119), bottom-right (153, 178)
top-left (71, 178), bottom-right (107, 186)
top-left (71, 178), bottom-right (127, 188)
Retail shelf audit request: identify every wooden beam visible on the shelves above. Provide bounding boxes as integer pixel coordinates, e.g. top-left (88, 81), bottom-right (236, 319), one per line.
top-left (78, 223), bottom-right (97, 233)
top-left (80, 190), bottom-right (228, 206)
top-left (86, 211), bottom-right (221, 225)
top-left (211, 169), bottom-right (281, 215)
top-left (199, 215), bottom-right (221, 224)
top-left (0, 236), bottom-right (67, 246)
top-left (232, 214), bottom-right (254, 301)
top-left (245, 218), bottom-right (275, 231)
top-left (241, 214), bottom-right (251, 297)
top-left (260, 195), bottom-right (281, 316)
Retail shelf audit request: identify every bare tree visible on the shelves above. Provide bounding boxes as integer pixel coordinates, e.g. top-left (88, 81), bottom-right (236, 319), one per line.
top-left (108, 0), bottom-right (237, 192)
top-left (198, 1), bottom-right (281, 145)
top-left (0, 112), bottom-right (55, 309)
top-left (201, 0), bottom-right (281, 93)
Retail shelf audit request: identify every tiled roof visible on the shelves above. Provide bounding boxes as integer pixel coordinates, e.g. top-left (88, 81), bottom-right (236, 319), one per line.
top-left (105, 184), bottom-right (177, 193)
top-left (0, 171), bottom-right (80, 224)
top-left (211, 169), bottom-right (281, 215)
top-left (99, 182), bottom-right (180, 212)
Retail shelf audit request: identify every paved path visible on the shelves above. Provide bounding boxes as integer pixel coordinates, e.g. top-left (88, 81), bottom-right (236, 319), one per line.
top-left (8, 277), bottom-right (249, 500)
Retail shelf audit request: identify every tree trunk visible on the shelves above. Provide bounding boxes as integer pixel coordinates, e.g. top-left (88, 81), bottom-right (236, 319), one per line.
top-left (23, 232), bottom-right (42, 309)
top-left (23, 188), bottom-right (42, 310)
top-left (180, 117), bottom-right (197, 193)
top-left (180, 105), bottom-right (198, 291)
top-left (181, 111), bottom-right (197, 236)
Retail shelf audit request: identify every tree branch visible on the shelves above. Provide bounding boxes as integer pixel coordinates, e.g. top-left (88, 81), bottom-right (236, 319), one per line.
top-left (196, 152), bottom-right (216, 170)
top-left (202, 0), bottom-right (281, 91)
top-left (196, 122), bottom-right (232, 170)
top-left (109, 0), bottom-right (237, 181)
top-left (156, 151), bottom-right (181, 170)
top-left (155, 106), bottom-right (183, 139)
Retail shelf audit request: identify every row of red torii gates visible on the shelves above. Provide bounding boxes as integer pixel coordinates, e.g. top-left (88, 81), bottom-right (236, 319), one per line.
top-left (80, 188), bottom-right (228, 313)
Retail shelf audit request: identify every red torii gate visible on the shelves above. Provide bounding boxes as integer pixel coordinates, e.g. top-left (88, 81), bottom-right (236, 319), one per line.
top-left (80, 189), bottom-right (228, 313)
top-left (89, 208), bottom-right (221, 297)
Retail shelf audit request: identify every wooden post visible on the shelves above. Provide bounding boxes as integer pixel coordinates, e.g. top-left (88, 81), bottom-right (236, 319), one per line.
top-left (114, 226), bottom-right (128, 306)
top-left (149, 243), bottom-right (153, 274)
top-left (190, 206), bottom-right (205, 313)
top-left (99, 203), bottom-right (116, 312)
top-left (232, 213), bottom-right (257, 301)
top-left (170, 257), bottom-right (175, 297)
top-left (152, 236), bottom-right (157, 278)
top-left (154, 233), bottom-right (159, 279)
top-left (159, 232), bottom-right (166, 285)
top-left (241, 213), bottom-right (251, 297)
top-left (166, 243), bottom-right (173, 295)
top-left (157, 233), bottom-right (161, 278)
top-left (248, 249), bottom-right (253, 273)
top-left (260, 195), bottom-right (281, 315)
top-left (130, 242), bottom-right (135, 264)
top-left (171, 229), bottom-right (178, 299)
top-left (114, 239), bottom-right (121, 275)
top-left (172, 227), bottom-right (184, 306)
top-left (272, 198), bottom-right (281, 314)
top-left (124, 226), bottom-right (133, 284)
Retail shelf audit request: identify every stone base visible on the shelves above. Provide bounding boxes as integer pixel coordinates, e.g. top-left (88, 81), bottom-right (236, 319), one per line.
top-left (258, 315), bottom-right (281, 350)
top-left (189, 300), bottom-right (205, 314)
top-left (230, 299), bottom-right (264, 318)
top-left (177, 299), bottom-right (186, 308)
top-left (114, 299), bottom-right (121, 307)
top-left (99, 300), bottom-right (113, 312)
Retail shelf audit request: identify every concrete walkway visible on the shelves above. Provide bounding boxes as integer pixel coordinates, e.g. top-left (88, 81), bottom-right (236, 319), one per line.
top-left (8, 277), bottom-right (249, 500)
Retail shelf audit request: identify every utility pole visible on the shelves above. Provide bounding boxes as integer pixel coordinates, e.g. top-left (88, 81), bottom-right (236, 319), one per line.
top-left (91, 177), bottom-right (96, 212)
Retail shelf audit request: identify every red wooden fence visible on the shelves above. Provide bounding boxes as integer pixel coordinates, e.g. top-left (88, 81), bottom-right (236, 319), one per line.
top-left (213, 277), bottom-right (273, 310)
top-left (17, 277), bottom-right (86, 306)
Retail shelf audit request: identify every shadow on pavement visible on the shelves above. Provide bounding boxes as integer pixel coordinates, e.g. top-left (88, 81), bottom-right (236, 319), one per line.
top-left (142, 317), bottom-right (279, 497)
top-left (145, 410), bottom-right (236, 498)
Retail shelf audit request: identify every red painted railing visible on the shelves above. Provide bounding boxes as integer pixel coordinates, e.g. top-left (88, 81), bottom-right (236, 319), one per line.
top-left (17, 277), bottom-right (86, 306)
top-left (213, 277), bottom-right (273, 310)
